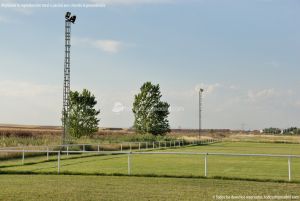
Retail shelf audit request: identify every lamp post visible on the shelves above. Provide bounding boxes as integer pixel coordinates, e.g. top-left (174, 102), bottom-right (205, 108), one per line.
top-left (198, 88), bottom-right (204, 141)
top-left (62, 12), bottom-right (76, 145)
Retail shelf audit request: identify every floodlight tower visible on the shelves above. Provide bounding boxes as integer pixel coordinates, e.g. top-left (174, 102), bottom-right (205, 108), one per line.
top-left (62, 12), bottom-right (76, 145)
top-left (198, 88), bottom-right (204, 141)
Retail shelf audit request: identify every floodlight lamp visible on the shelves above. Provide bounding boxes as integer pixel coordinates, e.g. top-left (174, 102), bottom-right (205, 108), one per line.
top-left (69, 16), bottom-right (76, 23)
top-left (65, 12), bottom-right (71, 20)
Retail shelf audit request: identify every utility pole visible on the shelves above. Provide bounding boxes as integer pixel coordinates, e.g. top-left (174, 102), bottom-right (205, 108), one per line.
top-left (198, 88), bottom-right (204, 141)
top-left (62, 12), bottom-right (76, 145)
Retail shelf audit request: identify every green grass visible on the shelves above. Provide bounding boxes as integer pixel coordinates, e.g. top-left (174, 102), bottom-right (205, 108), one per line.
top-left (1, 142), bottom-right (300, 182)
top-left (0, 175), bottom-right (299, 201)
top-left (173, 141), bottom-right (300, 154)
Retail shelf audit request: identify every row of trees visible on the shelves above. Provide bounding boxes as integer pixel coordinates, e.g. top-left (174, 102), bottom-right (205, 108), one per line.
top-left (263, 127), bottom-right (300, 135)
top-left (282, 127), bottom-right (300, 135)
top-left (66, 82), bottom-right (170, 138)
top-left (262, 127), bottom-right (281, 134)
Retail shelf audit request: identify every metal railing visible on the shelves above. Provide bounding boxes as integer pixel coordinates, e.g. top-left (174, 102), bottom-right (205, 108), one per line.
top-left (0, 139), bottom-right (220, 153)
top-left (0, 139), bottom-right (220, 164)
top-left (0, 147), bottom-right (299, 181)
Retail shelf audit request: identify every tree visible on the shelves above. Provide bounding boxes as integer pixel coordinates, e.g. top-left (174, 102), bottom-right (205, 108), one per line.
top-left (263, 127), bottom-right (281, 134)
top-left (132, 82), bottom-right (170, 135)
top-left (68, 89), bottom-right (100, 138)
top-left (282, 127), bottom-right (300, 135)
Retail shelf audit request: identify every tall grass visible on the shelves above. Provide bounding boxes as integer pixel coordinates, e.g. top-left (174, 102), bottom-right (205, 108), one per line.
top-left (0, 128), bottom-right (179, 148)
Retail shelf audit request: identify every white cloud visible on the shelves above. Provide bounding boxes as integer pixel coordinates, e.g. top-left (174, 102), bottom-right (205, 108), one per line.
top-left (0, 80), bottom-right (59, 97)
top-left (0, 80), bottom-right (61, 125)
top-left (247, 88), bottom-right (278, 102)
top-left (194, 83), bottom-right (221, 95)
top-left (89, 0), bottom-right (176, 5)
top-left (94, 40), bottom-right (122, 53)
top-left (295, 101), bottom-right (300, 108)
top-left (73, 37), bottom-right (123, 53)
top-left (229, 85), bottom-right (239, 90)
top-left (0, 16), bottom-right (10, 23)
top-left (12, 8), bottom-right (33, 15)
top-left (265, 61), bottom-right (280, 68)
top-left (287, 89), bottom-right (295, 96)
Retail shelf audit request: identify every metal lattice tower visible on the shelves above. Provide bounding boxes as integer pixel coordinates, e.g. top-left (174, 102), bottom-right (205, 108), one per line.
top-left (62, 12), bottom-right (76, 145)
top-left (198, 88), bottom-right (204, 140)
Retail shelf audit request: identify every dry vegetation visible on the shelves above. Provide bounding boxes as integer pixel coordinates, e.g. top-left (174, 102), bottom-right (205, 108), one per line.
top-left (1, 125), bottom-right (300, 149)
top-left (225, 133), bottom-right (300, 144)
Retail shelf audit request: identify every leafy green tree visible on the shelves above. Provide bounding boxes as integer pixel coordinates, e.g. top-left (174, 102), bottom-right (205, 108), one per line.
top-left (263, 127), bottom-right (281, 134)
top-left (132, 82), bottom-right (170, 135)
top-left (68, 89), bottom-right (100, 138)
top-left (282, 127), bottom-right (300, 135)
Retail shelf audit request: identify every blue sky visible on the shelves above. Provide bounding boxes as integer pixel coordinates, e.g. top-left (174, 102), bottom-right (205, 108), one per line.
top-left (0, 0), bottom-right (299, 129)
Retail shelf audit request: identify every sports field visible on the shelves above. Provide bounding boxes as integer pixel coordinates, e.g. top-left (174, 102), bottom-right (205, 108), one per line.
top-left (1, 142), bottom-right (300, 182)
top-left (0, 175), bottom-right (299, 201)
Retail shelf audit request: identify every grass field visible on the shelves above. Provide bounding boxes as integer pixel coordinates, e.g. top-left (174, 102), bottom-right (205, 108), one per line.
top-left (0, 175), bottom-right (299, 201)
top-left (3, 124), bottom-right (299, 148)
top-left (1, 142), bottom-right (300, 182)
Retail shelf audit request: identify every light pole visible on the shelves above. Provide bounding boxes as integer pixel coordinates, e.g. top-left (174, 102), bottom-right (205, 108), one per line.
top-left (198, 88), bottom-right (204, 141)
top-left (62, 12), bottom-right (76, 145)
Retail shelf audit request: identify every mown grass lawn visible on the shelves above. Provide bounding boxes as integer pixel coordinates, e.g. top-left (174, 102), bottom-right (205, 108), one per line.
top-left (169, 141), bottom-right (300, 155)
top-left (0, 175), bottom-right (299, 201)
top-left (0, 142), bottom-right (300, 181)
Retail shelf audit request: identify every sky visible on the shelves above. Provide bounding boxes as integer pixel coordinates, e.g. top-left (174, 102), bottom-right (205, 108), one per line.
top-left (0, 0), bottom-right (299, 130)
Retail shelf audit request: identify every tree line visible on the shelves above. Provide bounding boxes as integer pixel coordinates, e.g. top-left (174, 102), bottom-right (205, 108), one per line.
top-left (263, 127), bottom-right (300, 135)
top-left (65, 82), bottom-right (170, 139)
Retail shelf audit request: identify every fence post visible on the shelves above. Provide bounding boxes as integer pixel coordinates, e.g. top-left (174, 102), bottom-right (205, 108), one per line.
top-left (83, 144), bottom-right (85, 152)
top-left (159, 141), bottom-right (161, 149)
top-left (120, 144), bottom-right (123, 152)
top-left (288, 157), bottom-right (291, 181)
top-left (57, 152), bottom-right (61, 174)
top-left (130, 143), bottom-right (132, 152)
top-left (67, 145), bottom-right (69, 156)
top-left (139, 142), bottom-right (141, 150)
top-left (22, 148), bottom-right (25, 165)
top-left (153, 142), bottom-right (155, 149)
top-left (128, 153), bottom-right (131, 175)
top-left (47, 146), bottom-right (49, 160)
top-left (204, 153), bottom-right (208, 177)
top-left (97, 144), bottom-right (100, 152)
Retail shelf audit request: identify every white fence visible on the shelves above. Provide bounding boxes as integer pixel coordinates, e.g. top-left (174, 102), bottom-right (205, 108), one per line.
top-left (0, 139), bottom-right (219, 166)
top-left (0, 139), bottom-right (218, 150)
top-left (0, 148), bottom-right (299, 181)
top-left (0, 139), bottom-right (219, 156)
